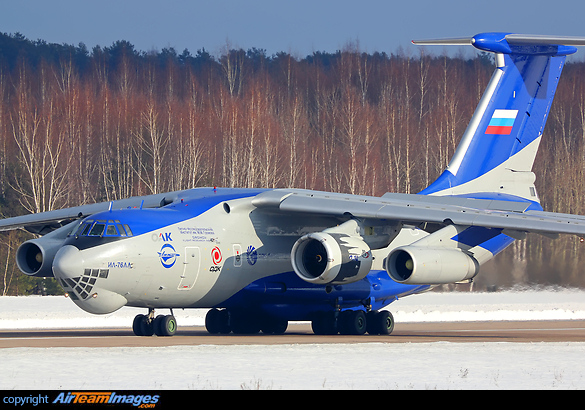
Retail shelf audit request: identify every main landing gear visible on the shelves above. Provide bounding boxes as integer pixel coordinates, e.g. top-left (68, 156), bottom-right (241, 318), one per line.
top-left (205, 308), bottom-right (289, 335)
top-left (204, 308), bottom-right (395, 336)
top-left (133, 308), bottom-right (177, 336)
top-left (311, 310), bottom-right (395, 335)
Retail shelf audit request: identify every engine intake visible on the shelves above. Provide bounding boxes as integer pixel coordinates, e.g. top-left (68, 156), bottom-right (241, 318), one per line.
top-left (386, 246), bottom-right (479, 285)
top-left (15, 221), bottom-right (78, 277)
top-left (291, 232), bottom-right (372, 285)
top-left (16, 240), bottom-right (62, 277)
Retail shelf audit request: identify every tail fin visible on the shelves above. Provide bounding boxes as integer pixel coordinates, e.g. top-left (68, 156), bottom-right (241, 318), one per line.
top-left (416, 33), bottom-right (585, 201)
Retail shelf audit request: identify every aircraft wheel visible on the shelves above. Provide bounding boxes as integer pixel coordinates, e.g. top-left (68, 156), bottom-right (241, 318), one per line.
top-left (153, 315), bottom-right (165, 336)
top-left (367, 311), bottom-right (395, 335)
top-left (231, 315), bottom-right (261, 334)
top-left (132, 314), bottom-right (145, 336)
top-left (311, 312), bottom-right (337, 335)
top-left (132, 314), bottom-right (154, 336)
top-left (205, 308), bottom-right (231, 334)
top-left (339, 310), bottom-right (367, 335)
top-left (156, 315), bottom-right (177, 336)
top-left (260, 317), bottom-right (288, 335)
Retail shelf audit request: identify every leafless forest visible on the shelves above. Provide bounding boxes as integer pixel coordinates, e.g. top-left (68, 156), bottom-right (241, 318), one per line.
top-left (1, 33), bottom-right (585, 295)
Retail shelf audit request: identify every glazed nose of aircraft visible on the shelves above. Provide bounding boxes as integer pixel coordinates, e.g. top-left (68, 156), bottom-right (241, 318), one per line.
top-left (52, 245), bottom-right (82, 280)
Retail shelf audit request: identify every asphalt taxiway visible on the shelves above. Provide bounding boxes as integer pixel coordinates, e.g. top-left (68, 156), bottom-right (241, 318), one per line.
top-left (2, 320), bottom-right (585, 348)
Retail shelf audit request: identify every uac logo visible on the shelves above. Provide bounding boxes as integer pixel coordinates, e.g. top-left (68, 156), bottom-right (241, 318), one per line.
top-left (158, 243), bottom-right (180, 268)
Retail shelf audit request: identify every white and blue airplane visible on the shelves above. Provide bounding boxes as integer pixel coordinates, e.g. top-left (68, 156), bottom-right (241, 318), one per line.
top-left (3, 33), bottom-right (585, 336)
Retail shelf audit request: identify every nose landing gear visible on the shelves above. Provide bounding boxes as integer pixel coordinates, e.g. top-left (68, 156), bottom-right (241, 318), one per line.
top-left (132, 308), bottom-right (177, 336)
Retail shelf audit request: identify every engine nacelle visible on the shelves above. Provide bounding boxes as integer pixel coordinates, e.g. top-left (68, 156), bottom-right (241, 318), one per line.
top-left (16, 238), bottom-right (63, 277)
top-left (15, 221), bottom-right (78, 277)
top-left (291, 232), bottom-right (372, 285)
top-left (385, 246), bottom-right (479, 285)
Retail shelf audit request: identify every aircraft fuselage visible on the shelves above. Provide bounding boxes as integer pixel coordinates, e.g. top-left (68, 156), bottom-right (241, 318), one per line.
top-left (52, 188), bottom-right (427, 320)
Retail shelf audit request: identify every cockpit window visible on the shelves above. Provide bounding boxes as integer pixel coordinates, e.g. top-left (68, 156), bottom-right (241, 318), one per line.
top-left (88, 221), bottom-right (106, 236)
top-left (117, 224), bottom-right (127, 237)
top-left (69, 219), bottom-right (133, 238)
top-left (106, 224), bottom-right (118, 236)
top-left (80, 223), bottom-right (92, 236)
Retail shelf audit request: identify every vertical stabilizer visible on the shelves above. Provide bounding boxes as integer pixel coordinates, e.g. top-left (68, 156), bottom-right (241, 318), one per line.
top-left (416, 33), bottom-right (585, 202)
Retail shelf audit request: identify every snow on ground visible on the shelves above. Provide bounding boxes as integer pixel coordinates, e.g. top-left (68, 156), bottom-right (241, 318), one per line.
top-left (3, 286), bottom-right (585, 330)
top-left (2, 288), bottom-right (585, 389)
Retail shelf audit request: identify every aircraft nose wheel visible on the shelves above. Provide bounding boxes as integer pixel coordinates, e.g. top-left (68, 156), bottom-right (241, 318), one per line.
top-left (153, 314), bottom-right (177, 336)
top-left (132, 311), bottom-right (177, 336)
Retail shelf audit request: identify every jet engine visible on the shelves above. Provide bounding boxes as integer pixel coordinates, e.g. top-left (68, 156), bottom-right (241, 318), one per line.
top-left (385, 246), bottom-right (479, 285)
top-left (291, 231), bottom-right (372, 285)
top-left (15, 221), bottom-right (78, 277)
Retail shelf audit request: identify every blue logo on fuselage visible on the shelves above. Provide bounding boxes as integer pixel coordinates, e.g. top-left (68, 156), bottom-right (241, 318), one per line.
top-left (247, 245), bottom-right (258, 266)
top-left (158, 244), bottom-right (180, 268)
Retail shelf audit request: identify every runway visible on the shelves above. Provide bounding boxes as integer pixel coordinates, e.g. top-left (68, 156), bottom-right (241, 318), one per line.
top-left (2, 320), bottom-right (585, 348)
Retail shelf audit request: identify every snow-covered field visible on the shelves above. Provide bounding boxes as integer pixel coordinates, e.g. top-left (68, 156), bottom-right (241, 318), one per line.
top-left (2, 288), bottom-right (585, 389)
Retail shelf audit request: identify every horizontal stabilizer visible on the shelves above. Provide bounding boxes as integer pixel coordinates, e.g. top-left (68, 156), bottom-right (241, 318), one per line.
top-left (412, 37), bottom-right (473, 46)
top-left (413, 33), bottom-right (585, 55)
top-left (505, 34), bottom-right (585, 46)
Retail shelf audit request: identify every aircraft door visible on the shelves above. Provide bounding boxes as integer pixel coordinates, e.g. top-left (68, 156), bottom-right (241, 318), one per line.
top-left (178, 247), bottom-right (200, 290)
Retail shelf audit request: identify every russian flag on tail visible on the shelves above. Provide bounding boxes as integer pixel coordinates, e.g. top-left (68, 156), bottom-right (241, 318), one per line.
top-left (485, 109), bottom-right (518, 135)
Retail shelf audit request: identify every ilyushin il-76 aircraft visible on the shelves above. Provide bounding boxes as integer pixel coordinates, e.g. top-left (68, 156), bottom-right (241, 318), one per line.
top-left (3, 33), bottom-right (585, 336)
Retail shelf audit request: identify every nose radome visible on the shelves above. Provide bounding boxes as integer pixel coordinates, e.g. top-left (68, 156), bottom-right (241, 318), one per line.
top-left (53, 244), bottom-right (127, 314)
top-left (52, 245), bottom-right (83, 280)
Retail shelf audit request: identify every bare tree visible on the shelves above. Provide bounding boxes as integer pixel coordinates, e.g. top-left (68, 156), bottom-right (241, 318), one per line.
top-left (10, 61), bottom-right (72, 213)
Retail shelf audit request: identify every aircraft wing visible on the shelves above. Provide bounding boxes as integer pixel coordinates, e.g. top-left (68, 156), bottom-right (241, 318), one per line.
top-left (252, 189), bottom-right (585, 238)
top-left (5, 186), bottom-right (585, 238)
top-left (0, 190), bottom-right (190, 235)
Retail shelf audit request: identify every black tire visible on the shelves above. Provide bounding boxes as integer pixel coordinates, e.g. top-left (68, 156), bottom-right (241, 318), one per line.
top-left (132, 314), bottom-right (146, 336)
top-left (205, 309), bottom-right (222, 334)
top-left (339, 310), bottom-right (367, 335)
top-left (217, 309), bottom-right (231, 334)
top-left (153, 315), bottom-right (165, 336)
top-left (378, 311), bottom-right (395, 335)
top-left (133, 314), bottom-right (154, 336)
top-left (231, 315), bottom-right (260, 334)
top-left (367, 310), bottom-right (395, 335)
top-left (311, 312), bottom-right (337, 335)
top-left (206, 309), bottom-right (232, 334)
top-left (158, 315), bottom-right (177, 336)
top-left (366, 311), bottom-right (378, 334)
top-left (260, 317), bottom-right (288, 335)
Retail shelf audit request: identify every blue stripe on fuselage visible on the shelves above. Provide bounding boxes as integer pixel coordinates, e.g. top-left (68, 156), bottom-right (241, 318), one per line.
top-left (89, 187), bottom-right (268, 237)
